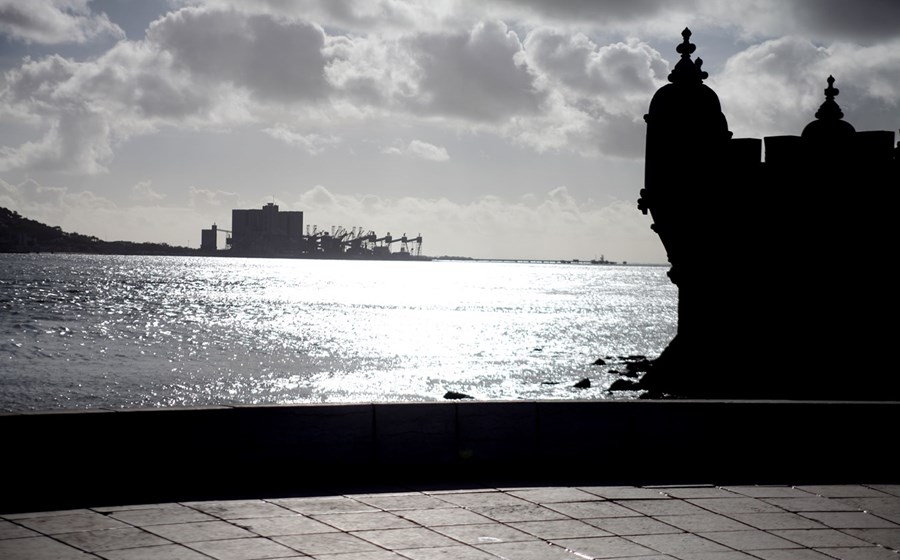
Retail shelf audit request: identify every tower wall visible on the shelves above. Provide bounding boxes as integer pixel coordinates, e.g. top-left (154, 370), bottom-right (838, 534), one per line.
top-left (638, 30), bottom-right (899, 399)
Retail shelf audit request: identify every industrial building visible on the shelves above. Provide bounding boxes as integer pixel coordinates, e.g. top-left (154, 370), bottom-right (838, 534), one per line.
top-left (200, 203), bottom-right (423, 258)
top-left (230, 203), bottom-right (304, 255)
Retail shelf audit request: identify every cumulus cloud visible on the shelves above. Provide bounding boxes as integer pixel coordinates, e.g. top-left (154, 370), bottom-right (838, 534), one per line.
top-left (711, 36), bottom-right (900, 139)
top-left (408, 20), bottom-right (545, 121)
top-left (0, 101), bottom-right (113, 174)
top-left (263, 124), bottom-right (340, 154)
top-left (187, 185), bottom-right (240, 209)
top-left (0, 0), bottom-right (124, 44)
top-left (407, 139), bottom-right (450, 161)
top-left (291, 184), bottom-right (660, 261)
top-left (0, 177), bottom-right (236, 246)
top-left (506, 29), bottom-right (668, 157)
top-left (323, 33), bottom-right (419, 109)
top-left (0, 44), bottom-right (200, 173)
top-left (383, 139), bottom-right (450, 161)
top-left (0, 176), bottom-right (117, 236)
top-left (146, 8), bottom-right (329, 103)
top-left (131, 180), bottom-right (166, 203)
top-left (525, 31), bottom-right (667, 108)
top-left (2, 0), bottom-right (899, 179)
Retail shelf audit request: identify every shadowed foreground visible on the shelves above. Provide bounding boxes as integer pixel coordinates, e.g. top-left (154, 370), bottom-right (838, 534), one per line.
top-left (3, 400), bottom-right (897, 514)
top-left (2, 400), bottom-right (899, 559)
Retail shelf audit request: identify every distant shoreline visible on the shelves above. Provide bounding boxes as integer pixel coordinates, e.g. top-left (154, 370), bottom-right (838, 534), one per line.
top-left (3, 206), bottom-right (664, 265)
top-left (2, 250), bottom-right (666, 266)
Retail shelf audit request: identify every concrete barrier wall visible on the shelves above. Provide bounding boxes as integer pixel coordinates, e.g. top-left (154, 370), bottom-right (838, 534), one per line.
top-left (2, 400), bottom-right (897, 513)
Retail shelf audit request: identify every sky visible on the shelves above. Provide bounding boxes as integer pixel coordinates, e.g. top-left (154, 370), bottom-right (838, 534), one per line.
top-left (1, 1), bottom-right (898, 262)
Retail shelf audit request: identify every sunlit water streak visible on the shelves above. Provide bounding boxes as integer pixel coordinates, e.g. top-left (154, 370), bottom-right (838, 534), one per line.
top-left (0, 254), bottom-right (676, 411)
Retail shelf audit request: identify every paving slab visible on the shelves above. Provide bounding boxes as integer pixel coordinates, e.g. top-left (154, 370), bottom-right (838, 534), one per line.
top-left (4, 483), bottom-right (900, 560)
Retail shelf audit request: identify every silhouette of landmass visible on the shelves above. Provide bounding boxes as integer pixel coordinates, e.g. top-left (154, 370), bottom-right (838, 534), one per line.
top-left (0, 207), bottom-right (198, 256)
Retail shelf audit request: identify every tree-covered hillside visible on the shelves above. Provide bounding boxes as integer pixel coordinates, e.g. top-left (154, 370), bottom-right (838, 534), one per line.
top-left (0, 207), bottom-right (198, 255)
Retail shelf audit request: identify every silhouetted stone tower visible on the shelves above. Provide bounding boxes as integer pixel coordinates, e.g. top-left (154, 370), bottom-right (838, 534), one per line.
top-left (638, 29), bottom-right (898, 399)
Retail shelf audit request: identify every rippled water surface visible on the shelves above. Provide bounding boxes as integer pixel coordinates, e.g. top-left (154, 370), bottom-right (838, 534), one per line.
top-left (1, 254), bottom-right (676, 411)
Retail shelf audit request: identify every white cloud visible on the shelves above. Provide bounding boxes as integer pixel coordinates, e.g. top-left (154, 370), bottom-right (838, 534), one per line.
top-left (146, 8), bottom-right (329, 103)
top-left (711, 36), bottom-right (900, 139)
top-left (525, 31), bottom-right (667, 112)
top-left (407, 139), bottom-right (449, 161)
top-left (323, 32), bottom-right (419, 110)
top-left (263, 124), bottom-right (340, 154)
top-left (0, 0), bottom-right (124, 44)
top-left (291, 184), bottom-right (661, 261)
top-left (187, 185), bottom-right (240, 210)
top-left (383, 139), bottom-right (450, 161)
top-left (408, 20), bottom-right (545, 121)
top-left (131, 180), bottom-right (166, 203)
top-left (0, 177), bottom-right (237, 245)
top-left (1, 0), bottom-right (898, 243)
top-left (0, 101), bottom-right (113, 174)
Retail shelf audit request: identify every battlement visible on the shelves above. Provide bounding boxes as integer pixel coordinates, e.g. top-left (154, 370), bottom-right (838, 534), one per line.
top-left (636, 29), bottom-right (899, 399)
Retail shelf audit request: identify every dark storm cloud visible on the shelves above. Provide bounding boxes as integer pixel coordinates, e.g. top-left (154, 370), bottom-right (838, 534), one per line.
top-left (147, 8), bottom-right (329, 102)
top-left (790, 0), bottom-right (900, 41)
top-left (494, 0), bottom-right (696, 22)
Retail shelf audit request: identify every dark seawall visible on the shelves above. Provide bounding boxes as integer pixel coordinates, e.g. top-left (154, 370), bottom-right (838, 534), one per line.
top-left (2, 400), bottom-right (897, 513)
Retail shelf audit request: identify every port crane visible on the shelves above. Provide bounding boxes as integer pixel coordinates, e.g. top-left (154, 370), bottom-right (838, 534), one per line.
top-left (299, 226), bottom-right (423, 257)
top-left (376, 233), bottom-right (422, 256)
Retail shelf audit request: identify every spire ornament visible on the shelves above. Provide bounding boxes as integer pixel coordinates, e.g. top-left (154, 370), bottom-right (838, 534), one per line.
top-left (667, 28), bottom-right (708, 84)
top-left (814, 75), bottom-right (844, 121)
top-left (801, 75), bottom-right (855, 139)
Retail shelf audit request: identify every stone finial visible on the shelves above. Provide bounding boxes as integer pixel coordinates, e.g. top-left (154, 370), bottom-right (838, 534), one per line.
top-left (814, 75), bottom-right (844, 121)
top-left (676, 28), bottom-right (696, 57)
top-left (668, 28), bottom-right (708, 84)
top-left (801, 75), bottom-right (855, 139)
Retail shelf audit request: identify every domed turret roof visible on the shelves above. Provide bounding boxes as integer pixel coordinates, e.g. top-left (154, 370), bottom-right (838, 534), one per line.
top-left (801, 75), bottom-right (856, 140)
top-left (646, 29), bottom-right (728, 136)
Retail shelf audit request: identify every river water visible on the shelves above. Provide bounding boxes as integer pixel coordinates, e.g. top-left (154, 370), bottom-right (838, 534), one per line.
top-left (0, 254), bottom-right (676, 411)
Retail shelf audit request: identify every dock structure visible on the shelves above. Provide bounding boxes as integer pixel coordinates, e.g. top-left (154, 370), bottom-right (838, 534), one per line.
top-left (200, 203), bottom-right (424, 258)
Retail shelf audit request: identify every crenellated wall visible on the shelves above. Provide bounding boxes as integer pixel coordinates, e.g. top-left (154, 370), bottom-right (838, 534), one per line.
top-left (637, 29), bottom-right (899, 399)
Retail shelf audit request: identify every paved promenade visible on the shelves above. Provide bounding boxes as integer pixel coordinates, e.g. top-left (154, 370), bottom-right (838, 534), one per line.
top-left (3, 483), bottom-right (899, 559)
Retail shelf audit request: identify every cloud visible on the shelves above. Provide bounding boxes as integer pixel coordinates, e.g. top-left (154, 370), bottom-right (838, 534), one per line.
top-left (0, 19), bottom-right (237, 174)
top-left (0, 101), bottom-right (113, 174)
top-left (525, 31), bottom-right (667, 110)
top-left (407, 140), bottom-right (450, 161)
top-left (0, 176), bottom-right (116, 235)
top-left (0, 177), bottom-right (237, 245)
top-left (710, 36), bottom-right (900, 138)
top-left (263, 124), bottom-right (340, 154)
top-left (146, 8), bottom-right (329, 103)
top-left (187, 185), bottom-right (241, 209)
top-left (786, 0), bottom-right (900, 42)
top-left (506, 29), bottom-right (668, 158)
top-left (408, 20), bottom-right (545, 121)
top-left (494, 0), bottom-right (697, 24)
top-left (3, 0), bottom-right (899, 179)
top-left (131, 180), bottom-right (166, 203)
top-left (291, 184), bottom-right (661, 261)
top-left (323, 32), bottom-right (419, 110)
top-left (383, 139), bottom-right (450, 161)
top-left (0, 0), bottom-right (124, 44)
